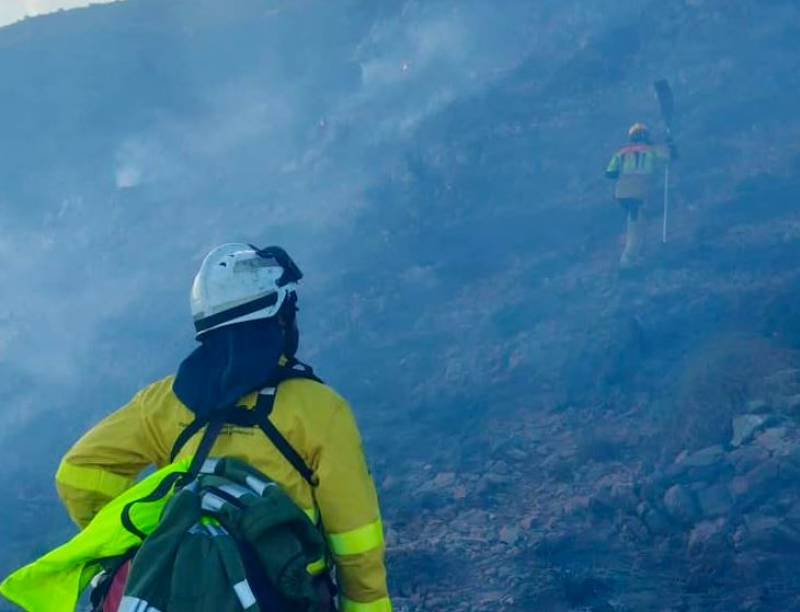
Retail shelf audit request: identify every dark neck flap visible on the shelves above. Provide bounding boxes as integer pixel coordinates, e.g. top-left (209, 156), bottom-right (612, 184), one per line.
top-left (172, 317), bottom-right (286, 419)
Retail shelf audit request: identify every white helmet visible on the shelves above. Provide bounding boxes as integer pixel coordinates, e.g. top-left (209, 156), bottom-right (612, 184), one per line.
top-left (190, 243), bottom-right (302, 338)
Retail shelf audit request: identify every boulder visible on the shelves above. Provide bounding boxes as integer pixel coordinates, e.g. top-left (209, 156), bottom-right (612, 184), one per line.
top-left (491, 461), bottom-right (510, 476)
top-left (498, 525), bottom-right (521, 545)
top-left (696, 483), bottom-right (733, 518)
top-left (688, 518), bottom-right (729, 557)
top-left (754, 427), bottom-right (792, 454)
top-left (380, 475), bottom-right (397, 492)
top-left (730, 459), bottom-right (781, 508)
top-left (663, 484), bottom-right (700, 524)
top-left (519, 513), bottom-right (538, 530)
top-left (475, 473), bottom-right (512, 495)
top-left (641, 505), bottom-right (671, 535)
top-left (670, 445), bottom-right (728, 483)
top-left (729, 444), bottom-right (770, 475)
top-left (432, 472), bottom-right (456, 488)
top-left (736, 515), bottom-right (800, 553)
top-left (745, 399), bottom-right (770, 413)
top-left (731, 414), bottom-right (768, 447)
top-left (505, 448), bottom-right (529, 462)
top-left (682, 445), bottom-right (726, 468)
top-left (593, 477), bottom-right (639, 514)
top-left (482, 473), bottom-right (512, 486)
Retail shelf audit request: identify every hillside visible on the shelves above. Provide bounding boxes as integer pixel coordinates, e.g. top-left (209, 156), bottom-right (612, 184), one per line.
top-left (1, 0), bottom-right (800, 610)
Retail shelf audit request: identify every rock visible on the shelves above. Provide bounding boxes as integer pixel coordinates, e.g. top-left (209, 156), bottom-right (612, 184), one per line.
top-left (681, 445), bottom-right (726, 468)
top-left (474, 472), bottom-right (513, 495)
top-left (663, 484), bottom-right (699, 524)
top-left (729, 444), bottom-right (770, 474)
top-left (730, 459), bottom-right (780, 508)
top-left (490, 440), bottom-right (528, 462)
top-left (746, 399), bottom-right (770, 413)
top-left (696, 483), bottom-right (733, 518)
top-left (670, 445), bottom-right (728, 483)
top-left (592, 478), bottom-right (639, 514)
top-left (637, 471), bottom-right (668, 503)
top-left (563, 495), bottom-right (591, 517)
top-left (736, 516), bottom-right (800, 553)
top-left (451, 509), bottom-right (489, 534)
top-left (492, 461), bottom-right (510, 475)
top-left (519, 513), bottom-right (537, 530)
top-left (452, 485), bottom-right (468, 500)
top-left (542, 453), bottom-right (574, 482)
top-left (482, 473), bottom-right (512, 486)
top-left (641, 505), bottom-right (671, 535)
top-left (532, 531), bottom-right (573, 556)
top-left (755, 427), bottom-right (791, 454)
top-left (688, 518), bottom-right (729, 557)
top-left (381, 475), bottom-right (397, 492)
top-left (619, 516), bottom-right (649, 542)
top-left (776, 453), bottom-right (800, 482)
top-left (432, 472), bottom-right (456, 488)
top-left (731, 414), bottom-right (768, 447)
top-left (498, 525), bottom-right (521, 545)
top-left (505, 448), bottom-right (529, 462)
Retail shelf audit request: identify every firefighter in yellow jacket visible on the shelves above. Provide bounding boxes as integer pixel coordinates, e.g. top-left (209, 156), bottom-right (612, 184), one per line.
top-left (2, 243), bottom-right (391, 611)
top-left (606, 123), bottom-right (676, 268)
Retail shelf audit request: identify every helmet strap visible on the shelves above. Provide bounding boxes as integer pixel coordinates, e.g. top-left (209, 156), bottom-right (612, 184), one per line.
top-left (279, 293), bottom-right (300, 358)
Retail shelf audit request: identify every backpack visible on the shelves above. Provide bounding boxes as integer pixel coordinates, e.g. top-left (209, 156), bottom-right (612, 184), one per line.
top-left (92, 361), bottom-right (333, 612)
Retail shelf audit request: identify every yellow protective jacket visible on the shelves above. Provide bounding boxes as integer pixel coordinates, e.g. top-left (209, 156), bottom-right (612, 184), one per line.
top-left (605, 143), bottom-right (671, 201)
top-left (6, 376), bottom-right (390, 611)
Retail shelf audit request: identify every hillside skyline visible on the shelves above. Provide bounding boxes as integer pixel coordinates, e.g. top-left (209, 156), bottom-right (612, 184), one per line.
top-left (0, 0), bottom-right (118, 28)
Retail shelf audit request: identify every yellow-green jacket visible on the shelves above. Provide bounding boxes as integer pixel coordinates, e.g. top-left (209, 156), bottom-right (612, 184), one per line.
top-left (605, 143), bottom-right (671, 201)
top-left (2, 376), bottom-right (391, 612)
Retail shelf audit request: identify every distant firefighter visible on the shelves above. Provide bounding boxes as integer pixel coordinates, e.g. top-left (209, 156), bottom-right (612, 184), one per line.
top-left (605, 123), bottom-right (677, 269)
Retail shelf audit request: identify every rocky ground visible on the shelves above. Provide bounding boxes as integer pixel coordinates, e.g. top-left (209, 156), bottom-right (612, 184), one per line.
top-left (380, 364), bottom-right (800, 611)
top-left (373, 177), bottom-right (800, 610)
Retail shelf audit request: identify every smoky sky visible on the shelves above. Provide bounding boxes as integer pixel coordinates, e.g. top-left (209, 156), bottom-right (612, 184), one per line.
top-left (0, 0), bottom-right (645, 454)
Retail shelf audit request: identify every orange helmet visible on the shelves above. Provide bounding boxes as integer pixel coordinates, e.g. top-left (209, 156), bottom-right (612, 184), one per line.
top-left (628, 122), bottom-right (650, 142)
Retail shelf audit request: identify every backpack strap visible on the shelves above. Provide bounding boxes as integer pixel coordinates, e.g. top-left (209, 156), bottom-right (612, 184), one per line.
top-left (170, 418), bottom-right (208, 462)
top-left (122, 362), bottom-right (323, 539)
top-left (255, 389), bottom-right (318, 487)
top-left (168, 361), bottom-right (321, 461)
top-left (169, 360), bottom-right (322, 479)
top-left (184, 419), bottom-right (225, 482)
top-left (120, 418), bottom-right (227, 539)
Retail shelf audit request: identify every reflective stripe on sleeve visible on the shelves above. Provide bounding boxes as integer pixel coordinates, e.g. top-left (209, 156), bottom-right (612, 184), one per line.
top-left (340, 596), bottom-right (392, 612)
top-left (56, 462), bottom-right (133, 499)
top-left (327, 519), bottom-right (384, 556)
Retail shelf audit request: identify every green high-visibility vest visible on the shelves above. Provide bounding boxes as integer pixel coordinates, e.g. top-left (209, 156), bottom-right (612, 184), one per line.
top-left (0, 460), bottom-right (191, 612)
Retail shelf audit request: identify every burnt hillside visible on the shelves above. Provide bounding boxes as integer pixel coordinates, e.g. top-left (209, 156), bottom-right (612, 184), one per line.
top-left (1, 1), bottom-right (800, 610)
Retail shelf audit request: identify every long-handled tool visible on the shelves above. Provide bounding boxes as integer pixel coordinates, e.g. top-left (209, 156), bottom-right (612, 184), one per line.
top-left (654, 79), bottom-right (674, 243)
